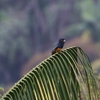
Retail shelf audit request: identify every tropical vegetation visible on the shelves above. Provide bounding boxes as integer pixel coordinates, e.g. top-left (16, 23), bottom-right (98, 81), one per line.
top-left (1, 47), bottom-right (100, 100)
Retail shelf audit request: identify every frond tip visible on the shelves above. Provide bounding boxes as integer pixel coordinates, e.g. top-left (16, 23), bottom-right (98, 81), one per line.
top-left (1, 46), bottom-right (100, 100)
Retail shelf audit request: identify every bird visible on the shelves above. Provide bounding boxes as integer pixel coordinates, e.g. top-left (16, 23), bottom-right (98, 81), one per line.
top-left (52, 38), bottom-right (66, 55)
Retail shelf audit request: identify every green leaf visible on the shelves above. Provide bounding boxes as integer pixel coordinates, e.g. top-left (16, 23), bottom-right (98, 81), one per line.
top-left (1, 46), bottom-right (100, 100)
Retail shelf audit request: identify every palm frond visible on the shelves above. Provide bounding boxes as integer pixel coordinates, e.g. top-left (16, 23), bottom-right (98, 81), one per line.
top-left (1, 46), bottom-right (100, 100)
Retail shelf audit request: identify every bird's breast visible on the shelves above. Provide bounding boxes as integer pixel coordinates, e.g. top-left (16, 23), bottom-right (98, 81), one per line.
top-left (55, 48), bottom-right (62, 53)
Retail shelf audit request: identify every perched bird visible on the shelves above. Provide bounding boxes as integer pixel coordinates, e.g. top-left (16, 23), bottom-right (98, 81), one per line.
top-left (52, 38), bottom-right (66, 55)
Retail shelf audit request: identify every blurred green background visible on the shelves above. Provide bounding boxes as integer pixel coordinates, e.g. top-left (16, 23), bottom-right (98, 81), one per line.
top-left (0, 0), bottom-right (100, 92)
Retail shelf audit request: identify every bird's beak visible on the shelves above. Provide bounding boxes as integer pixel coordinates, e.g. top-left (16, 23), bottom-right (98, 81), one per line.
top-left (63, 39), bottom-right (66, 43)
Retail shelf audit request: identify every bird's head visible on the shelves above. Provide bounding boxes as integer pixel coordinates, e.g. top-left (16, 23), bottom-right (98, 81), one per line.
top-left (57, 38), bottom-right (66, 48)
top-left (58, 38), bottom-right (66, 44)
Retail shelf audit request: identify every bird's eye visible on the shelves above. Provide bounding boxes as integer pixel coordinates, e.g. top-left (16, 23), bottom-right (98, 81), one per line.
top-left (62, 39), bottom-right (64, 41)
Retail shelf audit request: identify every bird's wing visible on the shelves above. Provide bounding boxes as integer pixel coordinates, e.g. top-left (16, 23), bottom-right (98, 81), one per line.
top-left (52, 41), bottom-right (59, 54)
top-left (52, 42), bottom-right (58, 48)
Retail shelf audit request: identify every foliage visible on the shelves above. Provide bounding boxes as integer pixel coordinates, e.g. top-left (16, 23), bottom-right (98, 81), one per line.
top-left (79, 0), bottom-right (100, 21)
top-left (64, 0), bottom-right (100, 41)
top-left (1, 47), bottom-right (100, 100)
